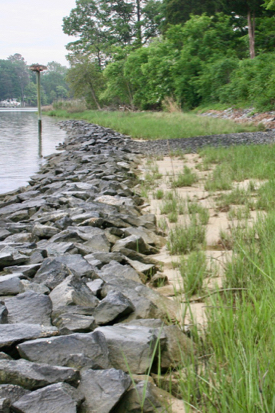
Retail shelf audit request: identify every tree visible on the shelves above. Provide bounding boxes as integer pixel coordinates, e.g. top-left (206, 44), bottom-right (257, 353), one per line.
top-left (222, 0), bottom-right (269, 59)
top-left (63, 0), bottom-right (163, 64)
top-left (66, 55), bottom-right (105, 109)
top-left (7, 54), bottom-right (30, 103)
top-left (163, 0), bottom-right (224, 27)
top-left (41, 61), bottom-right (69, 103)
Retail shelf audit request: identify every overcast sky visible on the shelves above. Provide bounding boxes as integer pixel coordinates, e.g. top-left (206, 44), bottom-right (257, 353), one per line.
top-left (0, 0), bottom-right (78, 67)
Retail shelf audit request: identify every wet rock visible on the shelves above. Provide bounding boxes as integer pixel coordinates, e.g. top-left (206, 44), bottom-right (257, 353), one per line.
top-left (17, 331), bottom-right (109, 370)
top-left (12, 382), bottom-right (84, 413)
top-left (0, 324), bottom-right (58, 348)
top-left (4, 291), bottom-right (52, 326)
top-left (0, 359), bottom-right (79, 389)
top-left (93, 290), bottom-right (134, 325)
top-left (78, 368), bottom-right (131, 413)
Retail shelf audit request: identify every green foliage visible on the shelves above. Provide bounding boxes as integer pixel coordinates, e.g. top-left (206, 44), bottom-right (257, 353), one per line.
top-left (171, 166), bottom-right (198, 187)
top-left (179, 251), bottom-right (207, 297)
top-left (47, 110), bottom-right (260, 139)
top-left (66, 56), bottom-right (105, 109)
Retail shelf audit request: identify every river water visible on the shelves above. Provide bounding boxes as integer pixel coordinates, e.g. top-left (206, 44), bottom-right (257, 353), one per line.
top-left (0, 110), bottom-right (68, 195)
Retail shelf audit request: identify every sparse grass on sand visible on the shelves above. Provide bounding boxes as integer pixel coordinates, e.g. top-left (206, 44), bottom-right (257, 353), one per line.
top-left (142, 143), bottom-right (275, 412)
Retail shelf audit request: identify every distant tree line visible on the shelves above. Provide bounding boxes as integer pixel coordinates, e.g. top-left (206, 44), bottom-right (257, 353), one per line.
top-left (0, 54), bottom-right (70, 106)
top-left (62, 0), bottom-right (275, 111)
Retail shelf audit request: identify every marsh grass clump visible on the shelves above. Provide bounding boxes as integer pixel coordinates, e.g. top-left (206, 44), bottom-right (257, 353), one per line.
top-left (160, 192), bottom-right (186, 217)
top-left (227, 205), bottom-right (251, 221)
top-left (204, 164), bottom-right (233, 191)
top-left (171, 166), bottom-right (198, 188)
top-left (256, 179), bottom-right (275, 211)
top-left (217, 186), bottom-right (252, 208)
top-left (187, 200), bottom-right (210, 225)
top-left (167, 217), bottom-right (206, 254)
top-left (180, 251), bottom-right (208, 298)
top-left (153, 189), bottom-right (164, 199)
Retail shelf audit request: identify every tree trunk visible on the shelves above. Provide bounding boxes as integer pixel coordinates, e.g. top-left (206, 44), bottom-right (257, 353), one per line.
top-left (88, 80), bottom-right (101, 110)
top-left (247, 10), bottom-right (255, 59)
top-left (136, 0), bottom-right (142, 46)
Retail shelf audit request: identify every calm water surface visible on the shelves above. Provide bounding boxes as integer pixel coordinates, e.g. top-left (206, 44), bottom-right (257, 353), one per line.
top-left (0, 111), bottom-right (67, 194)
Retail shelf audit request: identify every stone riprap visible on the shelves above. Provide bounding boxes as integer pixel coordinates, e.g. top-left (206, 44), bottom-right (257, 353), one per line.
top-left (127, 130), bottom-right (275, 155)
top-left (0, 120), bottom-right (195, 412)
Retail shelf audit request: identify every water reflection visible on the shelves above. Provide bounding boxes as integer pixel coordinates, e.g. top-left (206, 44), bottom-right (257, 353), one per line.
top-left (0, 111), bottom-right (67, 194)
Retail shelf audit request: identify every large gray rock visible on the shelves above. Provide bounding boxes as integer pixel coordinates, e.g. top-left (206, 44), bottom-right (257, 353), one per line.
top-left (0, 273), bottom-right (25, 295)
top-left (0, 247), bottom-right (28, 268)
top-left (4, 291), bottom-right (52, 326)
top-left (49, 274), bottom-right (99, 311)
top-left (12, 382), bottom-right (84, 413)
top-left (32, 224), bottom-right (59, 239)
top-left (36, 241), bottom-right (77, 257)
top-left (112, 234), bottom-right (151, 254)
top-left (94, 325), bottom-right (158, 374)
top-left (33, 259), bottom-right (73, 290)
top-left (101, 278), bottom-right (177, 322)
top-left (160, 325), bottom-right (195, 369)
top-left (47, 254), bottom-right (97, 278)
top-left (4, 264), bottom-right (40, 278)
top-left (0, 397), bottom-right (10, 412)
top-left (0, 384), bottom-right (30, 404)
top-left (93, 290), bottom-right (134, 325)
top-left (52, 307), bottom-right (96, 335)
top-left (99, 261), bottom-right (141, 284)
top-left (0, 324), bottom-right (58, 348)
top-left (17, 331), bottom-right (109, 370)
top-left (115, 381), bottom-right (167, 413)
top-left (79, 368), bottom-right (131, 413)
top-left (0, 359), bottom-right (79, 389)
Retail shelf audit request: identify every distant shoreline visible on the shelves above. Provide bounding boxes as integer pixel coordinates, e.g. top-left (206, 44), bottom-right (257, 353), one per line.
top-left (0, 107), bottom-right (38, 112)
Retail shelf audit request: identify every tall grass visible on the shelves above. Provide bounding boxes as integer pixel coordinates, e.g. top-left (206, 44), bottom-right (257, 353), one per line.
top-left (47, 110), bottom-right (260, 140)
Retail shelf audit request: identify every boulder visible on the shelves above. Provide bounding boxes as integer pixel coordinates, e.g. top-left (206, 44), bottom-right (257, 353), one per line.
top-left (78, 368), bottom-right (131, 413)
top-left (0, 274), bottom-right (25, 295)
top-left (0, 359), bottom-right (79, 389)
top-left (17, 331), bottom-right (109, 370)
top-left (0, 384), bottom-right (30, 404)
top-left (49, 274), bottom-right (99, 311)
top-left (93, 290), bottom-right (134, 325)
top-left (4, 291), bottom-right (52, 326)
top-left (99, 261), bottom-right (141, 284)
top-left (94, 325), bottom-right (158, 374)
top-left (115, 381), bottom-right (168, 413)
top-left (0, 324), bottom-right (58, 348)
top-left (11, 382), bottom-right (84, 413)
top-left (33, 259), bottom-right (73, 290)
